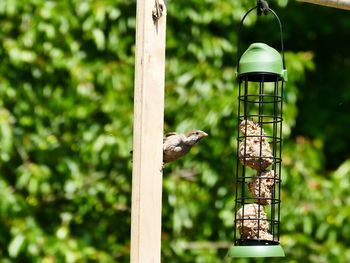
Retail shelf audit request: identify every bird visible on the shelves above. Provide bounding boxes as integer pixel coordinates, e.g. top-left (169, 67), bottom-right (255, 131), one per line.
top-left (163, 130), bottom-right (208, 164)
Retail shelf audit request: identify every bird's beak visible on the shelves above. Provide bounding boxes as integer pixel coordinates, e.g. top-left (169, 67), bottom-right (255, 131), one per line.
top-left (201, 132), bottom-right (208, 137)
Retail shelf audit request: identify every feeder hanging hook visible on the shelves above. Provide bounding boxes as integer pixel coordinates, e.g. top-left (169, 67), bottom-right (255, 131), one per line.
top-left (257, 0), bottom-right (269, 16)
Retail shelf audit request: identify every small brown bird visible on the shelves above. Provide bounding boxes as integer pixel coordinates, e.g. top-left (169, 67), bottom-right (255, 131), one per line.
top-left (163, 130), bottom-right (208, 164)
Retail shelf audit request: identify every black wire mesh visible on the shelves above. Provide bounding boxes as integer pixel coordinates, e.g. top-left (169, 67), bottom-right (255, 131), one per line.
top-left (233, 72), bottom-right (284, 246)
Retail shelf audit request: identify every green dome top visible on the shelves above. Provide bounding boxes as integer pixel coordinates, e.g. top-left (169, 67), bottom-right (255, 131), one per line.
top-left (238, 43), bottom-right (287, 81)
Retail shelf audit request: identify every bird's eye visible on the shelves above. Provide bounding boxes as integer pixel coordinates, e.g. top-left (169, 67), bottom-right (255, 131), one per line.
top-left (195, 132), bottom-right (199, 135)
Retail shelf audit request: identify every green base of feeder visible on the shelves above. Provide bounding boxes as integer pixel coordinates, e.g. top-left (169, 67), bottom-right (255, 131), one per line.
top-left (227, 245), bottom-right (285, 258)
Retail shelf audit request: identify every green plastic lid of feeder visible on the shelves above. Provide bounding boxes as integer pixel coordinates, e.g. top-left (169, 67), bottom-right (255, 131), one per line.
top-left (238, 43), bottom-right (287, 81)
top-left (227, 244), bottom-right (285, 259)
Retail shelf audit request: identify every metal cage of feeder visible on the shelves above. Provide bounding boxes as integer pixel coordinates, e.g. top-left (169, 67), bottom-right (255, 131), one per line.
top-left (228, 0), bottom-right (287, 258)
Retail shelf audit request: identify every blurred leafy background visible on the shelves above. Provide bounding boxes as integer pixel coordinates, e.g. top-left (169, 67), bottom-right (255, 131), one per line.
top-left (0, 0), bottom-right (350, 262)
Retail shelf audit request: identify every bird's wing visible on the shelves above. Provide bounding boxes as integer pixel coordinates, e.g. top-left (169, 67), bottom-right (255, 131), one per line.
top-left (164, 132), bottom-right (178, 143)
top-left (164, 132), bottom-right (177, 137)
top-left (163, 134), bottom-right (183, 150)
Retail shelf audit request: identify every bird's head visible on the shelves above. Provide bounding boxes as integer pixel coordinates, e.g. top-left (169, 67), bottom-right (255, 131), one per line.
top-left (184, 130), bottom-right (208, 145)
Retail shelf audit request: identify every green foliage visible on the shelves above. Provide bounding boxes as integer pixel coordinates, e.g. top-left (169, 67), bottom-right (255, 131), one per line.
top-left (0, 0), bottom-right (133, 261)
top-left (0, 0), bottom-right (349, 262)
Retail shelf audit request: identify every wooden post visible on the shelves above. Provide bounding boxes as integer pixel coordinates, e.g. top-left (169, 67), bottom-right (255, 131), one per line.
top-left (298, 0), bottom-right (350, 10)
top-left (130, 0), bottom-right (167, 262)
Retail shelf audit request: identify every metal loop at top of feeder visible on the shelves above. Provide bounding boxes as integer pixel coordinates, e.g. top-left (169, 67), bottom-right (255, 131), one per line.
top-left (257, 0), bottom-right (270, 16)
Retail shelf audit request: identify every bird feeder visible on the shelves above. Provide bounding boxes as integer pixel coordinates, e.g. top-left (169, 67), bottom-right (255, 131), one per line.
top-left (228, 0), bottom-right (287, 258)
